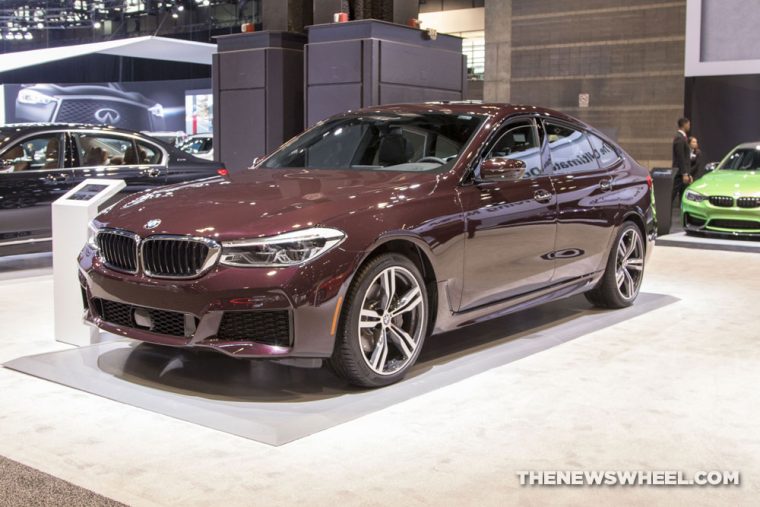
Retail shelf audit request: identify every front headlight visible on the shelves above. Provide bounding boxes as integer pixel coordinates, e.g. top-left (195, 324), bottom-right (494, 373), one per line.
top-left (685, 190), bottom-right (707, 202)
top-left (148, 103), bottom-right (164, 117)
top-left (87, 221), bottom-right (100, 252)
top-left (219, 227), bottom-right (345, 267)
top-left (17, 89), bottom-right (55, 105)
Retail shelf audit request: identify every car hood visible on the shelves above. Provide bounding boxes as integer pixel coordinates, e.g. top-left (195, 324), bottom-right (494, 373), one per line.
top-left (97, 168), bottom-right (443, 241)
top-left (691, 170), bottom-right (760, 197)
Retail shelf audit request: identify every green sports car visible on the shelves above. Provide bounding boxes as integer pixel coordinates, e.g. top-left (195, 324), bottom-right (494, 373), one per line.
top-left (682, 142), bottom-right (760, 237)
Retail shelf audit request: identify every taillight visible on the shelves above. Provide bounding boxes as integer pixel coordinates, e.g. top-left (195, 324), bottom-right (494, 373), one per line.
top-left (646, 174), bottom-right (653, 189)
top-left (217, 168), bottom-right (229, 176)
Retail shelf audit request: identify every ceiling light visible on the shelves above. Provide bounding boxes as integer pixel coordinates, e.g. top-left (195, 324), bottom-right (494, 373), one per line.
top-left (23, 32), bottom-right (32, 40)
top-left (93, 21), bottom-right (102, 29)
top-left (14, 32), bottom-right (22, 39)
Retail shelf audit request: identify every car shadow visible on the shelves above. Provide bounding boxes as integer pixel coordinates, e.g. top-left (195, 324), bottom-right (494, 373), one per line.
top-left (95, 294), bottom-right (600, 403)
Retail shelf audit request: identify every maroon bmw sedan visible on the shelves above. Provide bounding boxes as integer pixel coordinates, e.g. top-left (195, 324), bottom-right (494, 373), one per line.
top-left (79, 103), bottom-right (655, 387)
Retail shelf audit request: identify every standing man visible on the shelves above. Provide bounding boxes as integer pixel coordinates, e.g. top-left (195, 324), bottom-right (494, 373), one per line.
top-left (672, 117), bottom-right (692, 205)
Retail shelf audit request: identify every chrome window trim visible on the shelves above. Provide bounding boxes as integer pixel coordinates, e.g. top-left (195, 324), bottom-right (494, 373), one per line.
top-left (0, 236), bottom-right (52, 247)
top-left (0, 130), bottom-right (67, 172)
top-left (0, 129), bottom-right (169, 172)
top-left (71, 130), bottom-right (168, 168)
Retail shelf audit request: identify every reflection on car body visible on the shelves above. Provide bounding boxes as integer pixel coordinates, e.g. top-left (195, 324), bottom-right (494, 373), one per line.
top-left (0, 123), bottom-right (225, 256)
top-left (79, 103), bottom-right (656, 388)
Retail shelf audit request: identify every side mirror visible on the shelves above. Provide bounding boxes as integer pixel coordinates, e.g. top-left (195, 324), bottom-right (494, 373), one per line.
top-left (479, 157), bottom-right (526, 182)
top-left (705, 162), bottom-right (718, 172)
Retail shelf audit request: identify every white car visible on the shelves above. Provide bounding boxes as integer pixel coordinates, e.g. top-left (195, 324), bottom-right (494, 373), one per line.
top-left (179, 134), bottom-right (213, 161)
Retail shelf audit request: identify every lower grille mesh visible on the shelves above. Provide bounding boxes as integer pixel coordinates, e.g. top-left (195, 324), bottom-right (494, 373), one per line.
top-left (94, 298), bottom-right (191, 337)
top-left (217, 311), bottom-right (291, 346)
top-left (709, 219), bottom-right (760, 231)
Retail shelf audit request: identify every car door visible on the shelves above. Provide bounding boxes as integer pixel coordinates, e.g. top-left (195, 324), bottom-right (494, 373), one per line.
top-left (71, 131), bottom-right (167, 192)
top-left (0, 131), bottom-right (72, 248)
top-left (457, 118), bottom-right (558, 311)
top-left (542, 121), bottom-right (619, 283)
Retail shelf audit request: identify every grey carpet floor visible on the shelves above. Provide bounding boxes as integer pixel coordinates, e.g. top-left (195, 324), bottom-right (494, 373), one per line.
top-left (0, 455), bottom-right (124, 507)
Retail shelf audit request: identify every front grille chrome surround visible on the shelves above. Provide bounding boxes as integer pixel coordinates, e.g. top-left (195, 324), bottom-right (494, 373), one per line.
top-left (97, 229), bottom-right (140, 274)
top-left (95, 229), bottom-right (221, 279)
top-left (141, 235), bottom-right (221, 279)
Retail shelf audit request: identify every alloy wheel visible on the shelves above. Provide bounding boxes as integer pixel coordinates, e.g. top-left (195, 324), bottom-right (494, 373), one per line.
top-left (357, 266), bottom-right (425, 375)
top-left (615, 228), bottom-right (644, 300)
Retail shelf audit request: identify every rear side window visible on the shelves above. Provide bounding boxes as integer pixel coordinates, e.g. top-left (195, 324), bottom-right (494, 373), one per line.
top-left (588, 133), bottom-right (620, 168)
top-left (545, 122), bottom-right (599, 173)
top-left (0, 133), bottom-right (63, 172)
top-left (74, 133), bottom-right (133, 166)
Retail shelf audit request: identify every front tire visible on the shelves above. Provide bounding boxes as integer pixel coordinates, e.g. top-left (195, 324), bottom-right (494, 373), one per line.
top-left (329, 253), bottom-right (428, 388)
top-left (585, 222), bottom-right (645, 309)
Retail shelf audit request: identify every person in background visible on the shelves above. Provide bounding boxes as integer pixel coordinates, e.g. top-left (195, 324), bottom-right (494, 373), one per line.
top-left (689, 136), bottom-right (704, 180)
top-left (672, 117), bottom-right (692, 205)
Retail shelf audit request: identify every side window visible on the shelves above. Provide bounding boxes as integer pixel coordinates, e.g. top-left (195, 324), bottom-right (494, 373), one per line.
top-left (0, 134), bottom-right (63, 172)
top-left (545, 123), bottom-right (599, 173)
top-left (136, 141), bottom-right (163, 165)
top-left (74, 133), bottom-right (133, 166)
top-left (485, 122), bottom-right (542, 178)
top-left (587, 133), bottom-right (620, 168)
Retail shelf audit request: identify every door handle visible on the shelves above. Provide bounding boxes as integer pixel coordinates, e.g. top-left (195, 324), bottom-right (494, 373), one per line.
top-left (45, 173), bottom-right (70, 183)
top-left (599, 178), bottom-right (613, 191)
top-left (147, 167), bottom-right (162, 178)
top-left (533, 189), bottom-right (553, 203)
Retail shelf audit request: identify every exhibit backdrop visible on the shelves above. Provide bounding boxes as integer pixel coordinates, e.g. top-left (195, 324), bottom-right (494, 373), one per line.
top-left (0, 78), bottom-right (212, 135)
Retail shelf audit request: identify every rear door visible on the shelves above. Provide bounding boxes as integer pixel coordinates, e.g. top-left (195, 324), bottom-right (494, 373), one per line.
top-left (0, 131), bottom-right (71, 247)
top-left (543, 121), bottom-right (620, 282)
top-left (71, 131), bottom-right (168, 192)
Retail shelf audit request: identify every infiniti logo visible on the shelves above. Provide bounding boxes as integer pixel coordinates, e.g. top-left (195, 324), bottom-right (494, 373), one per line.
top-left (144, 219), bottom-right (162, 230)
top-left (94, 108), bottom-right (121, 124)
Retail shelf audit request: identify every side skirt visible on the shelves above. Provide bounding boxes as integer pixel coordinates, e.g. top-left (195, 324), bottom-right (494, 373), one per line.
top-left (432, 272), bottom-right (603, 334)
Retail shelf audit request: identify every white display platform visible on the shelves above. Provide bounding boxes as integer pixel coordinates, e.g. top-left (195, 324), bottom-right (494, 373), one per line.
top-left (52, 179), bottom-right (126, 346)
top-left (5, 292), bottom-right (677, 446)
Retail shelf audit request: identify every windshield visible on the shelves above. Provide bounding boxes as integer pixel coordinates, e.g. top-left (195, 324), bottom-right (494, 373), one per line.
top-left (262, 112), bottom-right (484, 172)
top-left (719, 148), bottom-right (760, 171)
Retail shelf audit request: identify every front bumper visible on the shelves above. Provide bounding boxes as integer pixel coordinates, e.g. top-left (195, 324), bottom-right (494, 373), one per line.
top-left (78, 245), bottom-right (357, 359)
top-left (681, 199), bottom-right (760, 237)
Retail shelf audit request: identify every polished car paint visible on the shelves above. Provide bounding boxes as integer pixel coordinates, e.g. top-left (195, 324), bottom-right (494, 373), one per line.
top-left (0, 124), bottom-right (223, 255)
top-left (79, 103), bottom-right (655, 366)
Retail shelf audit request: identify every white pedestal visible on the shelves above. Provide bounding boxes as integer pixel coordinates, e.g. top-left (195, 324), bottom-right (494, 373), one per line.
top-left (52, 179), bottom-right (126, 346)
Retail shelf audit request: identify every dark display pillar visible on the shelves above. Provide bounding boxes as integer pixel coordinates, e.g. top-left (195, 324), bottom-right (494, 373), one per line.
top-left (261, 0), bottom-right (313, 33)
top-left (213, 31), bottom-right (307, 171)
top-left (305, 19), bottom-right (466, 127)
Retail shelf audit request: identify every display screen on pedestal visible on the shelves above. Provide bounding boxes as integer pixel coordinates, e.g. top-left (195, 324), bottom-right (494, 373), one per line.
top-left (66, 184), bottom-right (111, 201)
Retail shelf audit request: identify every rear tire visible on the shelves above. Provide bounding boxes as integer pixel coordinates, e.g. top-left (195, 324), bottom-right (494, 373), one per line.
top-left (329, 253), bottom-right (428, 388)
top-left (585, 222), bottom-right (645, 309)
